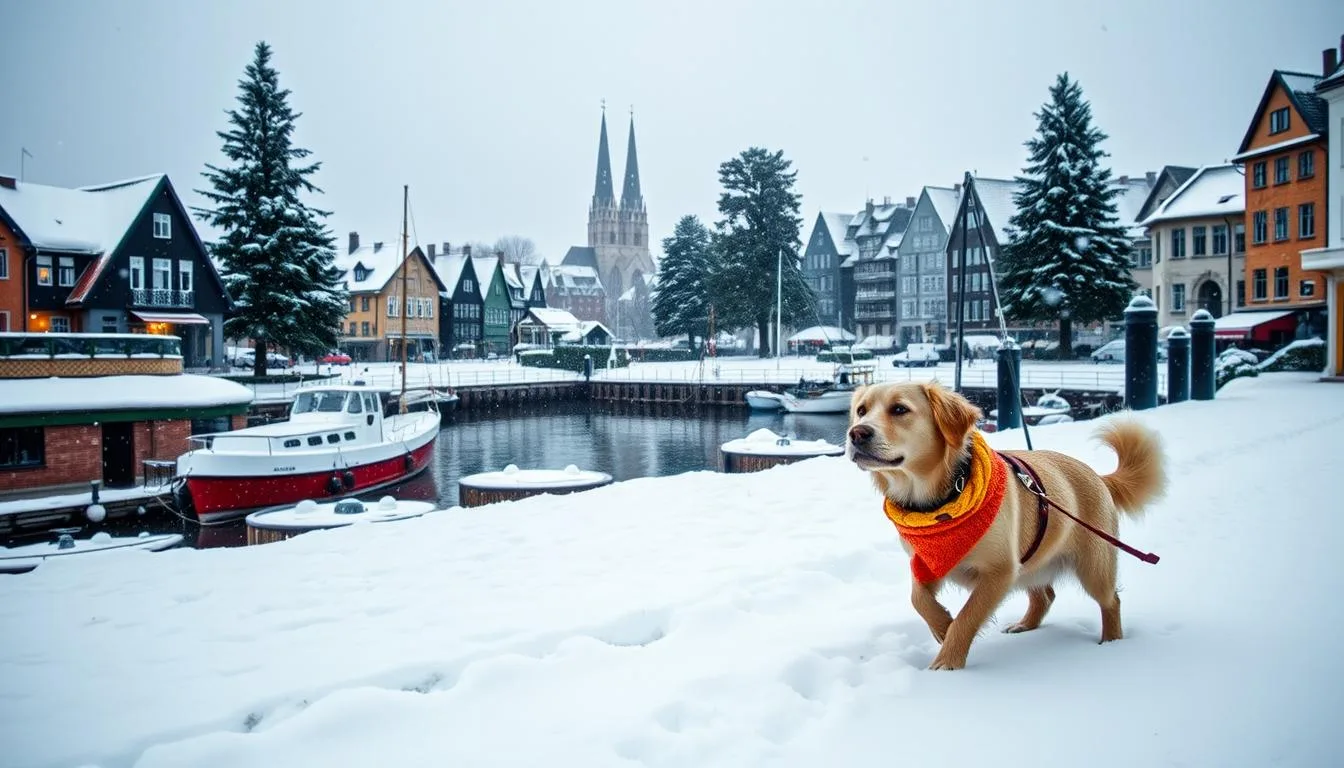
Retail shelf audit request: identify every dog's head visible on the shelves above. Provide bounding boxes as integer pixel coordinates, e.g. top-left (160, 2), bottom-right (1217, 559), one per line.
top-left (846, 381), bottom-right (982, 503)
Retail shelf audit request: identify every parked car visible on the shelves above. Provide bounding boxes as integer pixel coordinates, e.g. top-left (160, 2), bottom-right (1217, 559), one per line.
top-left (233, 350), bottom-right (291, 369)
top-left (1091, 339), bottom-right (1168, 364)
top-left (320, 351), bottom-right (352, 365)
top-left (892, 343), bottom-right (941, 367)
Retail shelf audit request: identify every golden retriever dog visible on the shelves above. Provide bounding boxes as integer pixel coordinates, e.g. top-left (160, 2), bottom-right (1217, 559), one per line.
top-left (847, 381), bottom-right (1166, 670)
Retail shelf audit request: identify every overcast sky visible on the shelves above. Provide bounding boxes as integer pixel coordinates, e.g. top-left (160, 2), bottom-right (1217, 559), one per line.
top-left (2, 0), bottom-right (1342, 262)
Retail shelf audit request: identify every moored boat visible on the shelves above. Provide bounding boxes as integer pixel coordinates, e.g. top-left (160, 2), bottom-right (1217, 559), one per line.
top-left (0, 529), bottom-right (184, 574)
top-left (745, 390), bottom-right (784, 410)
top-left (778, 363), bottom-right (875, 414)
top-left (173, 385), bottom-right (439, 522)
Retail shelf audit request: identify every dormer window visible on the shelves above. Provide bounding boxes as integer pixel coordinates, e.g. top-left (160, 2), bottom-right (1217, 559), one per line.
top-left (353, 266), bottom-right (368, 282)
top-left (153, 213), bottom-right (171, 239)
top-left (1268, 107), bottom-right (1290, 135)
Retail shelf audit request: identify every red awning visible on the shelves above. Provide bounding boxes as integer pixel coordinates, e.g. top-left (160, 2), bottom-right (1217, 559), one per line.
top-left (130, 311), bottom-right (210, 325)
top-left (1212, 310), bottom-right (1295, 339)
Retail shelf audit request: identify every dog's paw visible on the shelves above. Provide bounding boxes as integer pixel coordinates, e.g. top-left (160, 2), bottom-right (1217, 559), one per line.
top-left (1002, 622), bottom-right (1037, 634)
top-left (928, 651), bottom-right (966, 670)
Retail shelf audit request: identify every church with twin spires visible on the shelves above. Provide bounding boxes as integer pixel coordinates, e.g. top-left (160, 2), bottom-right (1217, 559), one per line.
top-left (561, 108), bottom-right (655, 336)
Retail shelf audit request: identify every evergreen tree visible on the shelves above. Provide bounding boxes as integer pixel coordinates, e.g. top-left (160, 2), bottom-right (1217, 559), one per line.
top-left (998, 73), bottom-right (1137, 360)
top-left (194, 41), bottom-right (347, 375)
top-left (711, 148), bottom-right (813, 357)
top-left (652, 215), bottom-right (714, 348)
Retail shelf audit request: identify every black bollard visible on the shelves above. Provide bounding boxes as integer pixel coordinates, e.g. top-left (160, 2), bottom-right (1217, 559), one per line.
top-left (583, 354), bottom-right (593, 382)
top-left (1124, 295), bottom-right (1158, 410)
top-left (995, 339), bottom-right (1022, 430)
top-left (1166, 327), bottom-right (1190, 404)
top-left (1189, 309), bottom-right (1216, 400)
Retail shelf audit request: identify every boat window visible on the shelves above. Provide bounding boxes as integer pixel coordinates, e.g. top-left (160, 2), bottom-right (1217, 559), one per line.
top-left (363, 393), bottom-right (377, 413)
top-left (346, 393), bottom-right (363, 414)
top-left (293, 391), bottom-right (347, 414)
top-left (326, 433), bottom-right (340, 444)
top-left (283, 439), bottom-right (300, 448)
top-left (344, 431), bottom-right (356, 441)
top-left (307, 436), bottom-right (322, 446)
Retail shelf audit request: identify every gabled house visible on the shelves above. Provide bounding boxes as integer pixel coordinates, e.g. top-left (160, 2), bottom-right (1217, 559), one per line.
top-left (472, 256), bottom-right (513, 355)
top-left (944, 176), bottom-right (1021, 338)
top-left (1139, 165), bottom-right (1246, 324)
top-left (847, 197), bottom-right (915, 339)
top-left (428, 244), bottom-right (484, 359)
top-left (1131, 166), bottom-right (1200, 299)
top-left (333, 232), bottom-right (445, 362)
top-left (520, 265), bottom-right (546, 308)
top-left (800, 211), bottom-right (854, 329)
top-left (544, 263), bottom-right (607, 324)
top-left (502, 262), bottom-right (529, 330)
top-left (1231, 64), bottom-right (1331, 343)
top-left (0, 173), bottom-right (232, 367)
top-left (896, 186), bottom-right (958, 345)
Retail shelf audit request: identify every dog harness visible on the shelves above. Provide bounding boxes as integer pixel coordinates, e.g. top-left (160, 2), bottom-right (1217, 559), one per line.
top-left (883, 431), bottom-right (1008, 584)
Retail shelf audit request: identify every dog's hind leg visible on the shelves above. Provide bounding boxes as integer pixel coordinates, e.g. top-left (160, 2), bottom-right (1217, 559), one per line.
top-left (1076, 547), bottom-right (1123, 643)
top-left (1003, 585), bottom-right (1056, 633)
top-left (911, 578), bottom-right (953, 643)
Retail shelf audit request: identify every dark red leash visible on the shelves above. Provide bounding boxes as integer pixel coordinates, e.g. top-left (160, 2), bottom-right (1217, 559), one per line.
top-left (999, 452), bottom-right (1160, 566)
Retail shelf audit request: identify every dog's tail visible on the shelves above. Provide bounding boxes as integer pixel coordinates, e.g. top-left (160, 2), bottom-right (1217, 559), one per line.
top-left (1096, 418), bottom-right (1167, 518)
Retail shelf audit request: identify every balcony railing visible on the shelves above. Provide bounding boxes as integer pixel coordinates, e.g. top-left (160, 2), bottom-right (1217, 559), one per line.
top-left (855, 290), bottom-right (895, 301)
top-left (132, 288), bottom-right (195, 308)
top-left (854, 309), bottom-right (896, 320)
top-left (853, 271), bottom-right (894, 282)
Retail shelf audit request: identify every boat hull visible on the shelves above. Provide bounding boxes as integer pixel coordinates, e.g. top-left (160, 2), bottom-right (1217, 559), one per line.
top-left (183, 437), bottom-right (436, 523)
top-left (779, 391), bottom-right (853, 414)
top-left (745, 391), bottom-right (784, 410)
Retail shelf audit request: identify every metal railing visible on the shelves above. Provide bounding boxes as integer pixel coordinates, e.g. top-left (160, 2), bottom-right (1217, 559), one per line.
top-left (131, 288), bottom-right (194, 308)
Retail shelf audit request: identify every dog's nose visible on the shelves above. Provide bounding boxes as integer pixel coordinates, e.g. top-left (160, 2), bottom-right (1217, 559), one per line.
top-left (849, 424), bottom-right (874, 445)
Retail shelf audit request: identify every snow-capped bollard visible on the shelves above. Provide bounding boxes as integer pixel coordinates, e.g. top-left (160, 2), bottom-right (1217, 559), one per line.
top-left (1189, 309), bottom-right (1216, 401)
top-left (458, 466), bottom-right (614, 507)
top-left (719, 429), bottom-right (844, 473)
top-left (995, 338), bottom-right (1023, 430)
top-left (1166, 327), bottom-right (1191, 404)
top-left (1124, 295), bottom-right (1158, 410)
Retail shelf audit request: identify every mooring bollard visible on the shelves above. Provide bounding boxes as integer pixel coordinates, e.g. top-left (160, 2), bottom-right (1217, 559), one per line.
top-left (995, 338), bottom-right (1022, 430)
top-left (1124, 295), bottom-right (1158, 410)
top-left (1166, 327), bottom-right (1191, 404)
top-left (1189, 309), bottom-right (1216, 401)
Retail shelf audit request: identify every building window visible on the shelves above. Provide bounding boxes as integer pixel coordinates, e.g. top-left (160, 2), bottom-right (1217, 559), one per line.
top-left (0, 246), bottom-right (8, 280)
top-left (0, 427), bottom-right (44, 468)
top-left (348, 322), bottom-right (356, 336)
top-left (361, 321), bottom-right (370, 336)
top-left (387, 297), bottom-right (398, 317)
top-left (57, 257), bottom-right (75, 287)
top-left (1273, 208), bottom-right (1289, 241)
top-left (36, 255), bottom-right (52, 286)
top-left (1274, 157), bottom-right (1290, 184)
top-left (1252, 212), bottom-right (1267, 244)
top-left (1299, 203), bottom-right (1315, 238)
top-left (1252, 162), bottom-right (1266, 188)
top-left (406, 297), bottom-right (414, 317)
top-left (1298, 150), bottom-right (1315, 179)
top-left (425, 299), bottom-right (433, 318)
top-left (1273, 267), bottom-right (1289, 299)
top-left (178, 261), bottom-right (193, 293)
top-left (1300, 279), bottom-right (1316, 298)
top-left (1252, 269), bottom-right (1267, 301)
top-left (1137, 247), bottom-right (1152, 267)
top-left (1234, 223), bottom-right (1245, 253)
top-left (1192, 226), bottom-right (1206, 256)
top-left (152, 258), bottom-right (171, 290)
top-left (464, 279), bottom-right (474, 293)
top-left (1171, 283), bottom-right (1185, 313)
top-left (1211, 225), bottom-right (1228, 255)
top-left (1269, 107), bottom-right (1290, 134)
top-left (1236, 280), bottom-right (1245, 307)
top-left (360, 296), bottom-right (370, 312)
top-left (0, 311), bottom-right (9, 331)
top-left (152, 213), bottom-right (171, 239)
top-left (1170, 228), bottom-right (1186, 259)
top-left (50, 316), bottom-right (70, 333)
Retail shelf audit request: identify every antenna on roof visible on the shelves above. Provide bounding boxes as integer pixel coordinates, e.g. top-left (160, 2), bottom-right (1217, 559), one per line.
top-left (20, 147), bottom-right (33, 182)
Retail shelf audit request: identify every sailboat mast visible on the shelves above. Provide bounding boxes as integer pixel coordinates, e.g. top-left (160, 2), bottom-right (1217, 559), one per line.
top-left (399, 184), bottom-right (409, 413)
top-left (776, 248), bottom-right (783, 359)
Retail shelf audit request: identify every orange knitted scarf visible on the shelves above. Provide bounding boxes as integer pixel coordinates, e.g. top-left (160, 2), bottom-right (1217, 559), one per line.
top-left (883, 431), bottom-right (1008, 584)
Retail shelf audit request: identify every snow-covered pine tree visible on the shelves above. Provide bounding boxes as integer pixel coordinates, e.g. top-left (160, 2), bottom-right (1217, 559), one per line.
top-left (652, 215), bottom-right (713, 349)
top-left (712, 148), bottom-right (813, 357)
top-left (997, 73), bottom-right (1137, 360)
top-left (194, 41), bottom-right (348, 376)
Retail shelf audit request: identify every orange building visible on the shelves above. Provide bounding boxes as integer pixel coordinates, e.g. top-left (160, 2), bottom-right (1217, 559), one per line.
top-left (0, 213), bottom-right (22, 331)
top-left (1231, 70), bottom-right (1329, 345)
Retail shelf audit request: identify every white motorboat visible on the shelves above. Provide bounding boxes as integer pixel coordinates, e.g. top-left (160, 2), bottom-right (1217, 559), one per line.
top-left (778, 363), bottom-right (876, 414)
top-left (745, 390), bottom-right (785, 410)
top-left (0, 529), bottom-right (184, 574)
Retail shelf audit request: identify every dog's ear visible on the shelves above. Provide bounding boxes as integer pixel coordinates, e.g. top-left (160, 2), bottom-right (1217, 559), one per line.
top-left (922, 382), bottom-right (981, 448)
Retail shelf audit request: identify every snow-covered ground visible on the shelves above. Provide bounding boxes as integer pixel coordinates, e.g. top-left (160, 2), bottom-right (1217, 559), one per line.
top-left (3, 373), bottom-right (1338, 767)
top-left (241, 356), bottom-right (1157, 402)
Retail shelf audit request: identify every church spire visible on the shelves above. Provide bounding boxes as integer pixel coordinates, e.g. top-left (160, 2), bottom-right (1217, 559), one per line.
top-left (592, 104), bottom-right (615, 209)
top-left (620, 109), bottom-right (643, 211)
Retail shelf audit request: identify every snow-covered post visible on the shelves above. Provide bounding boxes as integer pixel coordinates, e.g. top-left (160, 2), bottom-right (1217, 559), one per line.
top-left (995, 338), bottom-right (1022, 430)
top-left (1124, 295), bottom-right (1158, 410)
top-left (1166, 327), bottom-right (1191, 404)
top-left (1189, 309), bottom-right (1216, 401)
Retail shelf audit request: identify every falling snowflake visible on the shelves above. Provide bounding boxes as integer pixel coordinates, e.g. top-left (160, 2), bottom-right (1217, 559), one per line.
top-left (1041, 287), bottom-right (1065, 307)
top-left (1074, 235), bottom-right (1091, 252)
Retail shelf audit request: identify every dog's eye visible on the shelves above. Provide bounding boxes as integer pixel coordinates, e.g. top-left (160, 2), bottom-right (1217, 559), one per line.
top-left (855, 404), bottom-right (867, 417)
top-left (889, 403), bottom-right (909, 416)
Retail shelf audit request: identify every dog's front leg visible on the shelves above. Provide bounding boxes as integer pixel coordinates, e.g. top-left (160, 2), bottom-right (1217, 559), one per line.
top-left (930, 567), bottom-right (1015, 670)
top-left (911, 578), bottom-right (953, 643)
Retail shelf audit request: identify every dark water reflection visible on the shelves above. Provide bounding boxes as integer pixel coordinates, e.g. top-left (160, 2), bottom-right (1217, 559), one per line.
top-left (109, 402), bottom-right (850, 549)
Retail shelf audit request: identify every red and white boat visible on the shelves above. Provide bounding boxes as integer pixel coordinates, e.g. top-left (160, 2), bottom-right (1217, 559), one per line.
top-left (173, 385), bottom-right (439, 522)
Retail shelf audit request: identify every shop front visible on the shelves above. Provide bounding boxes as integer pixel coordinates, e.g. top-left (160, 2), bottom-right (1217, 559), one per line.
top-left (129, 310), bottom-right (215, 368)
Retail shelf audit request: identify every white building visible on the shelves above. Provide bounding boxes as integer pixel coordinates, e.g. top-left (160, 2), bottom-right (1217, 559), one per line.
top-left (1300, 41), bottom-right (1344, 378)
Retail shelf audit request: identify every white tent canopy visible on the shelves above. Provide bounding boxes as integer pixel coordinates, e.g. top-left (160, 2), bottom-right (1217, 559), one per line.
top-left (787, 326), bottom-right (856, 343)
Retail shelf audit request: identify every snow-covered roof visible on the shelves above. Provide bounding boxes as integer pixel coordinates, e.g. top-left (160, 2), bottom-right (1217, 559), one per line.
top-left (819, 211), bottom-right (856, 256)
top-left (333, 240), bottom-right (407, 294)
top-left (1139, 165), bottom-right (1244, 227)
top-left (0, 373), bottom-right (253, 416)
top-left (502, 262), bottom-right (524, 290)
top-left (547, 265), bottom-right (604, 293)
top-left (1110, 175), bottom-right (1156, 239)
top-left (924, 186), bottom-right (960, 232)
top-left (471, 257), bottom-right (501, 299)
top-left (0, 174), bottom-right (162, 255)
top-left (787, 325), bottom-right (856, 343)
top-left (431, 252), bottom-right (470, 295)
top-left (970, 177), bottom-right (1022, 245)
top-left (561, 320), bottom-right (611, 342)
top-left (521, 307), bottom-right (582, 329)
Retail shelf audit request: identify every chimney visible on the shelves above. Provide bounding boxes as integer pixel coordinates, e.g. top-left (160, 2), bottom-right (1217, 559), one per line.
top-left (442, 241), bottom-right (450, 255)
top-left (883, 195), bottom-right (891, 205)
top-left (865, 199), bottom-right (875, 217)
top-left (1119, 175), bottom-right (1129, 185)
top-left (373, 241), bottom-right (384, 253)
top-left (1146, 171), bottom-right (1157, 184)
top-left (905, 196), bottom-right (916, 208)
top-left (348, 231), bottom-right (360, 254)
top-left (1326, 44), bottom-right (1340, 77)
top-left (463, 244), bottom-right (472, 257)
top-left (427, 243), bottom-right (436, 261)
